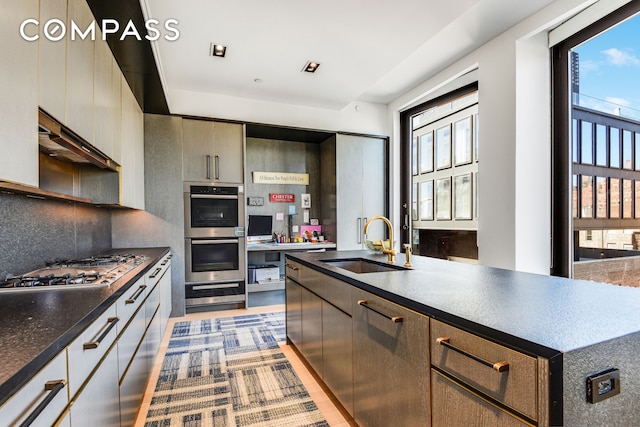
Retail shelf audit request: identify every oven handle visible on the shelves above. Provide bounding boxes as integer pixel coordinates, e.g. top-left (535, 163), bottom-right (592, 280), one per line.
top-left (192, 283), bottom-right (240, 290)
top-left (191, 239), bottom-right (240, 245)
top-left (190, 194), bottom-right (238, 200)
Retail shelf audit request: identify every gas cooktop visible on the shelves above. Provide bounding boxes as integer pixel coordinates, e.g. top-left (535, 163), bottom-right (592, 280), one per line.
top-left (1, 254), bottom-right (147, 290)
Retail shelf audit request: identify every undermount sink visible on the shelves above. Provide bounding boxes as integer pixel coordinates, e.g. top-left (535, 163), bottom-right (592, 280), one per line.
top-left (321, 258), bottom-right (406, 274)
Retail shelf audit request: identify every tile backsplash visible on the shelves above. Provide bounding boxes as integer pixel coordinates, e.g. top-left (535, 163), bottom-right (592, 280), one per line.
top-left (0, 192), bottom-right (111, 278)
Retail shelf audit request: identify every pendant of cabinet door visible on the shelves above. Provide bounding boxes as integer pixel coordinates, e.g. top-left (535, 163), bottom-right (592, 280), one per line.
top-left (182, 119), bottom-right (244, 183)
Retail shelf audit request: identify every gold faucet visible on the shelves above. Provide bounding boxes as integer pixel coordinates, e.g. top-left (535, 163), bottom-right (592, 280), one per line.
top-left (363, 216), bottom-right (396, 264)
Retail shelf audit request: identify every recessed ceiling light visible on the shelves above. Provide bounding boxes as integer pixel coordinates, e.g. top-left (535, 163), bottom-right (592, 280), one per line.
top-left (302, 60), bottom-right (320, 73)
top-left (210, 43), bottom-right (227, 57)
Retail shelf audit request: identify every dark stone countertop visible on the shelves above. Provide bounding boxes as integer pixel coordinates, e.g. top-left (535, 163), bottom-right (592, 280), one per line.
top-left (0, 247), bottom-right (170, 406)
top-left (286, 250), bottom-right (640, 359)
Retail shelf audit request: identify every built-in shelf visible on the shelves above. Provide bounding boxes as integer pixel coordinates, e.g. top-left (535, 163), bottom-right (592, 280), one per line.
top-left (0, 181), bottom-right (92, 204)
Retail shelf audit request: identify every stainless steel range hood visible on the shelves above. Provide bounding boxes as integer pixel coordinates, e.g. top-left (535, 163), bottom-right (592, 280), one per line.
top-left (38, 109), bottom-right (119, 171)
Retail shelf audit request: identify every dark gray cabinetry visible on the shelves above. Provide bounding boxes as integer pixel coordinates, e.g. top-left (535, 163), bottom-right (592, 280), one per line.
top-left (285, 259), bottom-right (354, 416)
top-left (182, 119), bottom-right (244, 183)
top-left (352, 288), bottom-right (430, 427)
top-left (322, 301), bottom-right (353, 414)
top-left (285, 278), bottom-right (302, 349)
top-left (431, 370), bottom-right (529, 427)
top-left (300, 286), bottom-right (323, 377)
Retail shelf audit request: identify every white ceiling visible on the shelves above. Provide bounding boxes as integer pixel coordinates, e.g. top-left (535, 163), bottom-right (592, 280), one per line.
top-left (143, 0), bottom-right (555, 111)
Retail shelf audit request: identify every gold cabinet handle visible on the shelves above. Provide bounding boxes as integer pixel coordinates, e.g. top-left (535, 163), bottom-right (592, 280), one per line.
top-left (19, 380), bottom-right (67, 427)
top-left (357, 300), bottom-right (403, 323)
top-left (436, 337), bottom-right (509, 373)
top-left (83, 317), bottom-right (119, 350)
top-left (149, 267), bottom-right (162, 279)
top-left (125, 284), bottom-right (147, 304)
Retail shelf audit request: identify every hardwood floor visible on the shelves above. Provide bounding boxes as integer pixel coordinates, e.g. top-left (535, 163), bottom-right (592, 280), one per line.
top-left (134, 304), bottom-right (351, 427)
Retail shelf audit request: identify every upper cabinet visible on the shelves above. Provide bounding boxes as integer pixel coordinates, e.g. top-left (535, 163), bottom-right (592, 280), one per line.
top-left (0, 0), bottom-right (39, 187)
top-left (183, 119), bottom-right (245, 183)
top-left (29, 0), bottom-right (141, 207)
top-left (93, 27), bottom-right (115, 158)
top-left (38, 0), bottom-right (67, 123)
top-left (65, 0), bottom-right (95, 145)
top-left (120, 79), bottom-right (145, 209)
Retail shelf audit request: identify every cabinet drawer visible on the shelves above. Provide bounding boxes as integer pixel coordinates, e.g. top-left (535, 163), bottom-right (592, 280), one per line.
top-left (145, 280), bottom-right (161, 327)
top-left (285, 259), bottom-right (302, 283)
top-left (118, 299), bottom-right (146, 382)
top-left (0, 351), bottom-right (68, 427)
top-left (146, 255), bottom-right (170, 288)
top-left (67, 305), bottom-right (119, 399)
top-left (430, 319), bottom-right (537, 421)
top-left (431, 369), bottom-right (532, 427)
top-left (305, 267), bottom-right (351, 315)
top-left (116, 277), bottom-right (147, 333)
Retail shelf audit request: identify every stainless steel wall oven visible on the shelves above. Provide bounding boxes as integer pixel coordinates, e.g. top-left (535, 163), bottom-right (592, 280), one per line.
top-left (184, 182), bottom-right (245, 307)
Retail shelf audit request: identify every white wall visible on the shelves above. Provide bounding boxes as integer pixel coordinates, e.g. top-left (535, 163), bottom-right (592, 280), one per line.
top-left (167, 88), bottom-right (389, 136)
top-left (388, 0), bottom-right (603, 273)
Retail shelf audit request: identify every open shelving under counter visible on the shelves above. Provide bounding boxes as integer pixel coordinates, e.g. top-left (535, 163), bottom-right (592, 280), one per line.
top-left (246, 241), bottom-right (336, 293)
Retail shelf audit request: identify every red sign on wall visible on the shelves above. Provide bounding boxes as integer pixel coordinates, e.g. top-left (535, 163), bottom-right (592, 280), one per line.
top-left (269, 193), bottom-right (295, 203)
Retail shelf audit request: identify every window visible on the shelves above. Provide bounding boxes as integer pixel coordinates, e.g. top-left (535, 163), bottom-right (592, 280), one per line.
top-left (401, 84), bottom-right (479, 260)
top-left (553, 2), bottom-right (640, 283)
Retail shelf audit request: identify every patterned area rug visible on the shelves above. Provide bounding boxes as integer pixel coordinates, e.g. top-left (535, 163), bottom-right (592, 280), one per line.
top-left (144, 312), bottom-right (329, 427)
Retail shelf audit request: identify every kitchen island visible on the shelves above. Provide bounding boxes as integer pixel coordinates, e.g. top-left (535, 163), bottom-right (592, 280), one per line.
top-left (0, 247), bottom-right (171, 425)
top-left (285, 250), bottom-right (640, 427)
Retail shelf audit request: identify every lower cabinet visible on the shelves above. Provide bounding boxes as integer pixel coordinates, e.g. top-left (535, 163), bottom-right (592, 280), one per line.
top-left (300, 286), bottom-right (323, 377)
top-left (430, 319), bottom-right (538, 425)
top-left (0, 351), bottom-right (69, 426)
top-left (68, 344), bottom-right (120, 426)
top-left (352, 288), bottom-right (430, 427)
top-left (119, 341), bottom-right (151, 426)
top-left (9, 253), bottom-right (171, 427)
top-left (322, 301), bottom-right (353, 415)
top-left (431, 370), bottom-right (530, 427)
top-left (285, 278), bottom-right (302, 348)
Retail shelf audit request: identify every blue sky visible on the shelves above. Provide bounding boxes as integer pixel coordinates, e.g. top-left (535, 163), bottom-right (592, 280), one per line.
top-left (574, 13), bottom-right (640, 119)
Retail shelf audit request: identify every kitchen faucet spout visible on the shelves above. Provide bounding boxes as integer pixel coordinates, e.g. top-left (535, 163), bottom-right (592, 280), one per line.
top-left (363, 216), bottom-right (396, 264)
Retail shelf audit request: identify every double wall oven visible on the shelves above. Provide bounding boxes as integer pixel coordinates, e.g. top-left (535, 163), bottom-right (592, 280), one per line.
top-left (184, 182), bottom-right (245, 308)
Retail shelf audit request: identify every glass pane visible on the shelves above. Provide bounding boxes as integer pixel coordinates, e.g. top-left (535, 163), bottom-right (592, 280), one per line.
top-left (412, 183), bottom-right (418, 220)
top-left (419, 132), bottom-right (433, 173)
top-left (636, 133), bottom-right (640, 171)
top-left (636, 181), bottom-right (640, 219)
top-left (475, 114), bottom-right (479, 162)
top-left (596, 124), bottom-right (607, 166)
top-left (435, 125), bottom-right (451, 169)
top-left (581, 176), bottom-right (593, 218)
top-left (454, 117), bottom-right (472, 165)
top-left (412, 136), bottom-right (418, 175)
top-left (419, 181), bottom-right (433, 220)
top-left (572, 119), bottom-right (578, 163)
top-left (435, 177), bottom-right (451, 220)
top-left (610, 127), bottom-right (620, 168)
top-left (623, 179), bottom-right (633, 218)
top-left (454, 174), bottom-right (472, 219)
top-left (596, 176), bottom-right (607, 218)
top-left (581, 121), bottom-right (593, 164)
top-left (610, 178), bottom-right (620, 218)
top-left (623, 130), bottom-right (633, 169)
top-left (572, 175), bottom-right (579, 218)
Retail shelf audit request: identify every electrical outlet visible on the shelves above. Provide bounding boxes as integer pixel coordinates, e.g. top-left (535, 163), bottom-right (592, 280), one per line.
top-left (247, 196), bottom-right (263, 206)
top-left (587, 368), bottom-right (620, 403)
